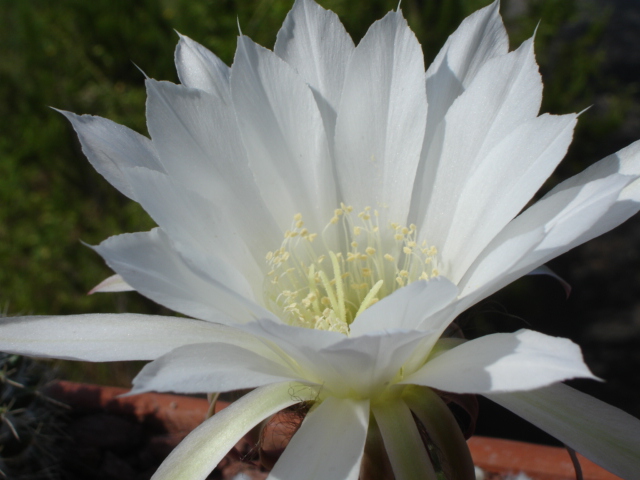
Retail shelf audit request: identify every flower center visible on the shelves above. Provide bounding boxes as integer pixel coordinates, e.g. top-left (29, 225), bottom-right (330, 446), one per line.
top-left (264, 205), bottom-right (441, 334)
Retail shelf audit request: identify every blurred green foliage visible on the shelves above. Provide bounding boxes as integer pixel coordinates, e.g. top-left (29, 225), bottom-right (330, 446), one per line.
top-left (0, 0), bottom-right (634, 384)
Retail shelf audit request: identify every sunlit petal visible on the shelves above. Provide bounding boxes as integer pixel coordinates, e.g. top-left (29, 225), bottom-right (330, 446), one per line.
top-left (94, 228), bottom-right (274, 324)
top-left (335, 9), bottom-right (426, 224)
top-left (0, 314), bottom-right (241, 361)
top-left (404, 329), bottom-right (597, 393)
top-left (130, 342), bottom-right (300, 395)
top-left (349, 277), bottom-right (458, 336)
top-left (175, 33), bottom-right (230, 99)
top-left (268, 396), bottom-right (369, 480)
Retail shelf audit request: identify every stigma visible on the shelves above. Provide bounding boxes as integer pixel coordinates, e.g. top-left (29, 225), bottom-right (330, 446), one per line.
top-left (264, 205), bottom-right (441, 334)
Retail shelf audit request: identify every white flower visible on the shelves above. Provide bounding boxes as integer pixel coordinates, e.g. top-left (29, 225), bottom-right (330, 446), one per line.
top-left (2, 0), bottom-right (640, 478)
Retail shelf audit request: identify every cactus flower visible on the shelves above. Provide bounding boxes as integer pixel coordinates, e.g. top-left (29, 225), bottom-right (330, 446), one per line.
top-left (2, 0), bottom-right (640, 478)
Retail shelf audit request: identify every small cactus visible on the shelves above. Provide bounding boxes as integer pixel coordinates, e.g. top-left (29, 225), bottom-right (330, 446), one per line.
top-left (0, 352), bottom-right (67, 479)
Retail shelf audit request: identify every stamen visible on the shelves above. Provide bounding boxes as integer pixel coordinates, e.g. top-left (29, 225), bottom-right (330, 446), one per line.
top-left (355, 279), bottom-right (384, 318)
top-left (329, 252), bottom-right (346, 324)
top-left (263, 209), bottom-right (442, 334)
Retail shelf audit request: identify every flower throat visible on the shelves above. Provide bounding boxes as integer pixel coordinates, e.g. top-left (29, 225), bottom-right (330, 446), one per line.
top-left (264, 205), bottom-right (440, 334)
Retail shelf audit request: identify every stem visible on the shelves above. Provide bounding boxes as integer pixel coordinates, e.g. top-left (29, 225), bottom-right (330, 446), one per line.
top-left (206, 392), bottom-right (220, 419)
top-left (565, 445), bottom-right (584, 480)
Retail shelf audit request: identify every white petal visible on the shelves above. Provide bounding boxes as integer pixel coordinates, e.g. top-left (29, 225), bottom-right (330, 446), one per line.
top-left (349, 277), bottom-right (458, 336)
top-left (144, 80), bottom-right (282, 246)
top-left (420, 38), bottom-right (542, 249)
top-left (59, 110), bottom-right (164, 200)
top-left (126, 167), bottom-right (267, 291)
top-left (0, 313), bottom-right (233, 361)
top-left (152, 382), bottom-right (306, 480)
top-left (175, 33), bottom-right (230, 99)
top-left (398, 299), bottom-right (461, 376)
top-left (444, 113), bottom-right (577, 282)
top-left (425, 0), bottom-right (508, 123)
top-left (94, 228), bottom-right (274, 324)
top-left (274, 0), bottom-right (354, 145)
top-left (240, 319), bottom-right (429, 397)
top-left (486, 383), bottom-right (640, 480)
top-left (268, 396), bottom-right (369, 480)
top-left (275, 0), bottom-right (354, 108)
top-left (130, 342), bottom-right (297, 395)
top-left (318, 331), bottom-right (430, 397)
top-left (460, 140), bottom-right (640, 305)
top-left (334, 10), bottom-right (426, 224)
top-left (427, 1), bottom-right (509, 108)
top-left (230, 36), bottom-right (336, 232)
top-left (372, 399), bottom-right (437, 480)
top-left (404, 329), bottom-right (597, 393)
top-left (455, 224), bottom-right (546, 312)
top-left (412, 1), bottom-right (508, 221)
top-left (88, 274), bottom-right (133, 294)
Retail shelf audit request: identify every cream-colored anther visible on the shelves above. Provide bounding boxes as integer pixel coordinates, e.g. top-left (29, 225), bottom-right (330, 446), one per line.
top-left (263, 209), bottom-right (442, 334)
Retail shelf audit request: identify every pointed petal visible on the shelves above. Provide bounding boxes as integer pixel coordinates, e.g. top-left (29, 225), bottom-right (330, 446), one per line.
top-left (460, 139), bottom-right (640, 306)
top-left (334, 10), bottom-right (427, 223)
top-left (231, 36), bottom-right (336, 232)
top-left (486, 383), bottom-right (640, 480)
top-left (126, 167), bottom-right (267, 290)
top-left (0, 313), bottom-right (233, 361)
top-left (268, 396), bottom-right (369, 480)
top-left (175, 33), bottom-right (230, 99)
top-left (404, 329), bottom-right (597, 393)
top-left (372, 398), bottom-right (437, 480)
top-left (94, 229), bottom-right (274, 324)
top-left (412, 1), bottom-right (508, 222)
top-left (58, 110), bottom-right (164, 200)
top-left (455, 224), bottom-right (546, 313)
top-left (420, 38), bottom-right (542, 250)
top-left (275, 0), bottom-right (354, 109)
top-left (88, 274), bottom-right (133, 294)
top-left (444, 113), bottom-right (577, 282)
top-left (144, 79), bottom-right (282, 247)
top-left (349, 277), bottom-right (458, 336)
top-left (130, 342), bottom-right (298, 395)
top-left (425, 0), bottom-right (508, 123)
top-left (152, 382), bottom-right (307, 480)
top-left (274, 0), bottom-right (354, 149)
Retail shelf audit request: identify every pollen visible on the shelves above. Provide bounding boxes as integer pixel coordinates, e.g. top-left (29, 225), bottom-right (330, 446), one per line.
top-left (263, 208), bottom-right (442, 334)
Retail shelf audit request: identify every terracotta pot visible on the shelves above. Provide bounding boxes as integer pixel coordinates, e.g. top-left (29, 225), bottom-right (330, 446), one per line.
top-left (45, 380), bottom-right (264, 479)
top-left (46, 381), bottom-right (623, 480)
top-left (467, 436), bottom-right (622, 480)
